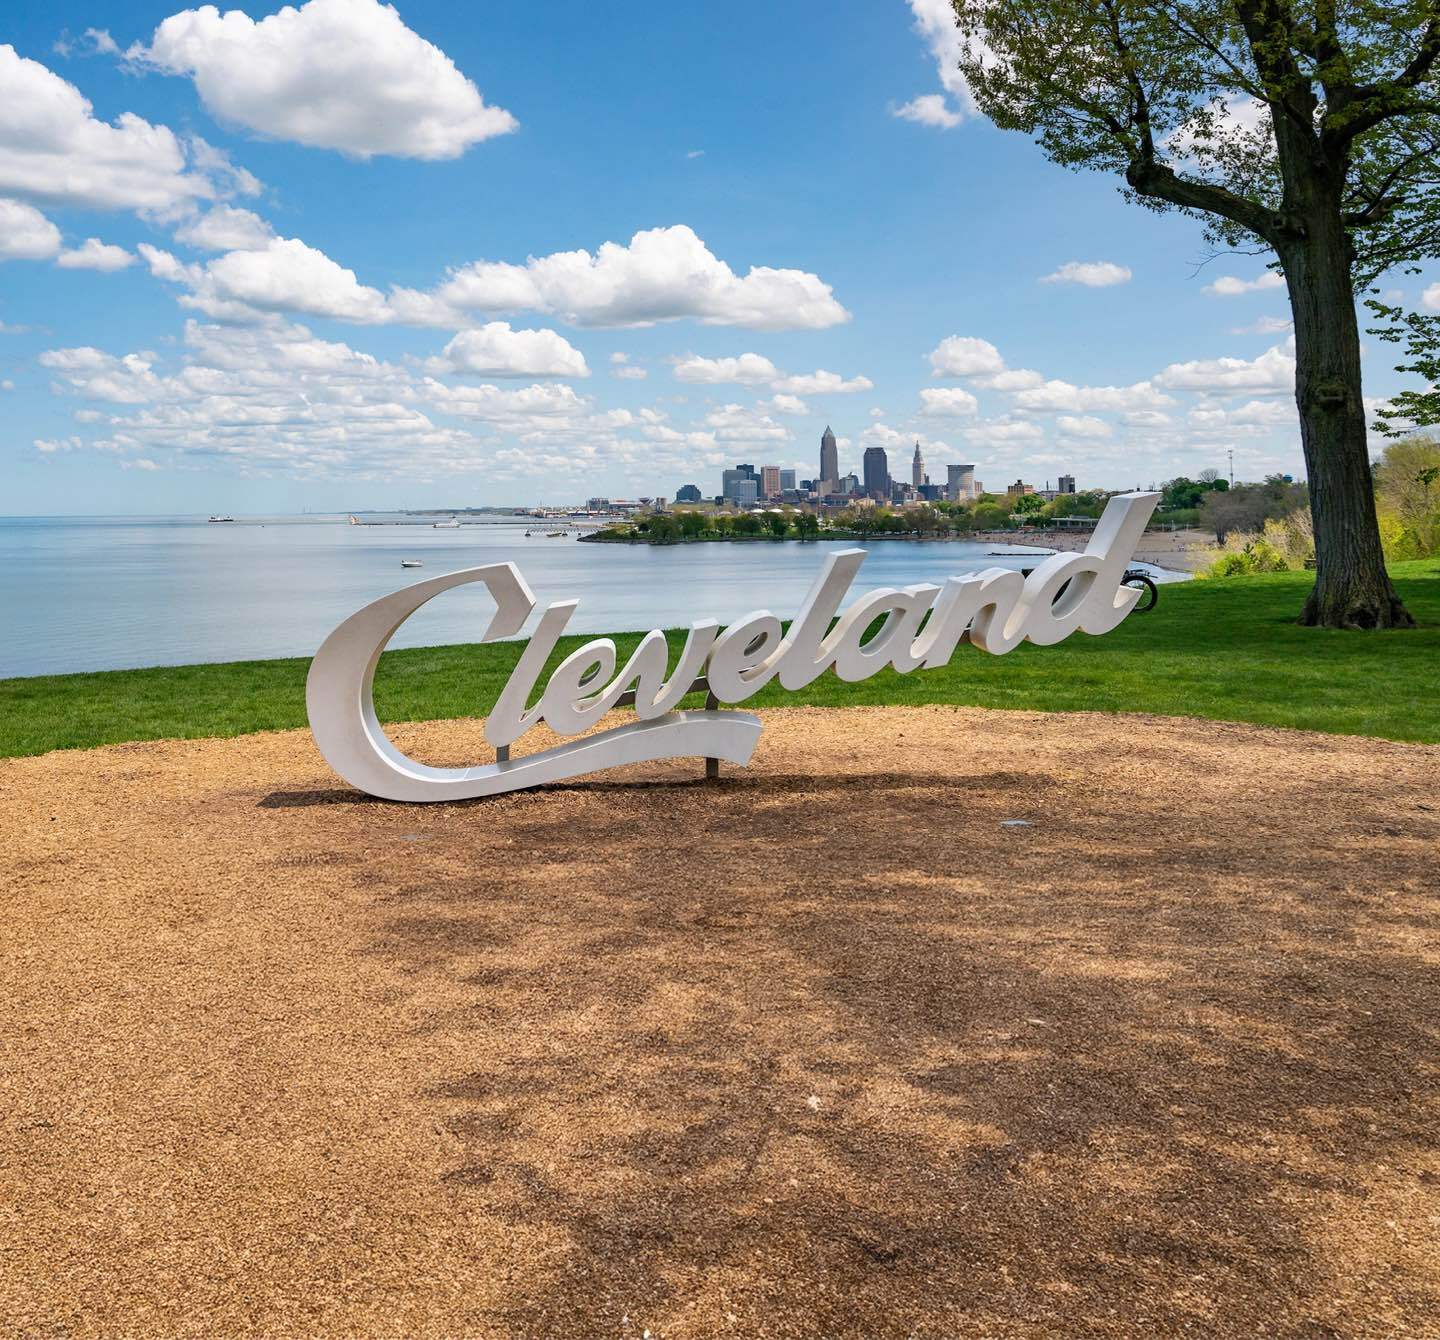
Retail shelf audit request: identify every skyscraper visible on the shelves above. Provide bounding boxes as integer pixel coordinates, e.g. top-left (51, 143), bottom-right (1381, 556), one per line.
top-left (779, 468), bottom-right (796, 492)
top-left (761, 465), bottom-right (781, 498)
top-left (912, 441), bottom-right (925, 488)
top-left (819, 426), bottom-right (838, 488)
top-left (1057, 474), bottom-right (1076, 494)
top-left (862, 446), bottom-right (889, 500)
top-left (946, 463), bottom-right (976, 501)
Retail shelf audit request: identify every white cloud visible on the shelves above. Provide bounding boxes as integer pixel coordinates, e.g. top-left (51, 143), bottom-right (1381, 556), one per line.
top-left (173, 205), bottom-right (274, 251)
top-left (672, 353), bottom-right (779, 384)
top-left (205, 236), bottom-right (391, 322)
top-left (1041, 260), bottom-right (1132, 288)
top-left (1055, 414), bottom-right (1113, 438)
top-left (614, 364), bottom-right (647, 380)
top-left (772, 369), bottom-right (872, 395)
top-left (141, 224), bottom-right (847, 334)
top-left (40, 346), bottom-right (162, 402)
top-left (963, 417), bottom-right (1043, 443)
top-left (0, 198), bottom-right (61, 260)
top-left (1230, 315), bottom-right (1292, 336)
top-left (1013, 379), bottom-right (1174, 413)
top-left (1155, 341), bottom-right (1295, 394)
top-left (57, 238), bottom-right (136, 271)
top-left (892, 0), bottom-right (982, 129)
top-left (928, 335), bottom-right (1005, 377)
top-left (0, 46), bottom-right (218, 213)
top-left (120, 457), bottom-right (160, 470)
top-left (1423, 283), bottom-right (1440, 312)
top-left (919, 386), bottom-right (979, 416)
top-left (767, 393), bottom-right (809, 415)
top-left (892, 95), bottom-right (961, 129)
top-left (1204, 271), bottom-right (1285, 296)
top-left (705, 403), bottom-right (790, 443)
top-left (427, 323), bottom-right (589, 379)
top-left (438, 225), bottom-right (849, 330)
top-left (133, 0), bottom-right (517, 160)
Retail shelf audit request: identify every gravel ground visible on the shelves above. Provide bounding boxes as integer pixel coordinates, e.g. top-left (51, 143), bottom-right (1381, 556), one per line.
top-left (3, 706), bottom-right (1438, 1339)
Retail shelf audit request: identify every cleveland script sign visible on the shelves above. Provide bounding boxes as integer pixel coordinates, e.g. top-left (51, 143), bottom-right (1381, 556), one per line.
top-left (307, 491), bottom-right (1160, 800)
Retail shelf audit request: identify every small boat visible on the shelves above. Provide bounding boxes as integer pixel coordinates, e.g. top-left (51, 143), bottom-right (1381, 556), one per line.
top-left (208, 514), bottom-right (235, 523)
top-left (432, 519), bottom-right (460, 528)
top-left (545, 530), bottom-right (566, 538)
top-left (400, 559), bottom-right (423, 568)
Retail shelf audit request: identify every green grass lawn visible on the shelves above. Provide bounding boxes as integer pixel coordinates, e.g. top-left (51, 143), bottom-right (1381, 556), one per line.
top-left (3, 560), bottom-right (1438, 759)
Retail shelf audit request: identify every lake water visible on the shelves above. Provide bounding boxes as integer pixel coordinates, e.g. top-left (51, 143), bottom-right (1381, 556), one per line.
top-left (0, 515), bottom-right (1185, 679)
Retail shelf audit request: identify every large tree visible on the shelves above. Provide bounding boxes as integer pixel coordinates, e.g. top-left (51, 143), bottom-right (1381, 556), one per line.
top-left (952, 0), bottom-right (1440, 628)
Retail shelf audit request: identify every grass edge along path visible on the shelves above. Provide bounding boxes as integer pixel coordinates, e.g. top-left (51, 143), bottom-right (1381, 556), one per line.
top-left (3, 560), bottom-right (1439, 760)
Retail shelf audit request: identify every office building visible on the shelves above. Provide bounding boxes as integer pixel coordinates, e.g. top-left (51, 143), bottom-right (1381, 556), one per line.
top-left (912, 441), bottom-right (925, 488)
top-left (722, 464), bottom-right (758, 504)
top-left (862, 446), bottom-right (889, 500)
top-left (819, 426), bottom-right (838, 488)
top-left (946, 463), bottom-right (975, 502)
top-left (1057, 474), bottom-right (1076, 494)
top-left (1007, 479), bottom-right (1035, 497)
top-left (730, 478), bottom-right (758, 506)
top-left (675, 483), bottom-right (702, 503)
top-left (761, 465), bottom-right (782, 498)
top-left (779, 468), bottom-right (797, 492)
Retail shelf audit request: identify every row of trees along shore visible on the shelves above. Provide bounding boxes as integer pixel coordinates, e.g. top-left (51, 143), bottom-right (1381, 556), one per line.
top-left (949, 0), bottom-right (1439, 629)
top-left (604, 431), bottom-right (1440, 560)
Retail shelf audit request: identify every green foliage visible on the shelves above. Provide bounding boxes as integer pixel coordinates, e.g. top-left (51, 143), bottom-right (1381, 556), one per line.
top-left (794, 511), bottom-right (821, 539)
top-left (677, 510), bottom-right (709, 538)
top-left (1200, 475), bottom-right (1309, 542)
top-left (731, 513), bottom-right (763, 536)
top-left (767, 513), bottom-right (791, 539)
top-left (1012, 494), bottom-right (1046, 514)
top-left (1161, 474), bottom-right (1229, 512)
top-left (1367, 292), bottom-right (1440, 434)
top-left (1373, 434), bottom-right (1440, 558)
top-left (951, 1), bottom-right (1440, 287)
top-left (5, 560), bottom-right (1438, 759)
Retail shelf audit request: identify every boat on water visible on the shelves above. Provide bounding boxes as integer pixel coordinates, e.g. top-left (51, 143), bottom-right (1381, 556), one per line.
top-left (207, 515), bottom-right (235, 523)
top-left (400, 559), bottom-right (423, 568)
top-left (432, 519), bottom-right (460, 528)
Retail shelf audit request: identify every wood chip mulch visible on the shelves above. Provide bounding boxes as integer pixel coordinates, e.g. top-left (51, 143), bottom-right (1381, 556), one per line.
top-left (2, 705), bottom-right (1438, 1338)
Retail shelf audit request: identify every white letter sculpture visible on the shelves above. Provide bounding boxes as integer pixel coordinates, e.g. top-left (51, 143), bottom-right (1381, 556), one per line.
top-left (307, 492), bottom-right (1160, 801)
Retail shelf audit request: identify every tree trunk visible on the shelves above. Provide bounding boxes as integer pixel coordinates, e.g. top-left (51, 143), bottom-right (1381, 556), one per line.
top-left (1282, 215), bottom-right (1414, 629)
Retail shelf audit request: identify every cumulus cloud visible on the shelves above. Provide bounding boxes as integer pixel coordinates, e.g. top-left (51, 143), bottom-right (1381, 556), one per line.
top-left (173, 204), bottom-right (274, 251)
top-left (670, 353), bottom-right (871, 398)
top-left (672, 353), bottom-right (779, 384)
top-left (705, 403), bottom-right (791, 443)
top-left (1155, 341), bottom-right (1295, 394)
top-left (1013, 378), bottom-right (1174, 413)
top-left (438, 225), bottom-right (849, 330)
top-left (1041, 260), bottom-right (1132, 288)
top-left (892, 95), bottom-right (961, 129)
top-left (928, 335), bottom-right (1005, 377)
top-left (892, 0), bottom-right (983, 129)
top-left (919, 386), bottom-right (979, 417)
top-left (1423, 283), bottom-right (1440, 312)
top-left (1204, 271), bottom-right (1285, 296)
top-left (132, 0), bottom-right (517, 160)
top-left (0, 45), bottom-right (221, 213)
top-left (1056, 414), bottom-right (1113, 438)
top-left (772, 369), bottom-right (872, 394)
top-left (427, 323), bottom-right (589, 379)
top-left (57, 238), bottom-right (136, 271)
top-left (139, 225), bottom-right (847, 333)
top-left (0, 198), bottom-right (61, 260)
top-left (767, 393), bottom-right (809, 415)
top-left (34, 319), bottom-right (726, 484)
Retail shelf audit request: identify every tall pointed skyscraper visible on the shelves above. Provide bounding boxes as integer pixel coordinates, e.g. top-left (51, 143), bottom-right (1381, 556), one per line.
top-left (912, 440), bottom-right (925, 488)
top-left (819, 426), bottom-right (838, 489)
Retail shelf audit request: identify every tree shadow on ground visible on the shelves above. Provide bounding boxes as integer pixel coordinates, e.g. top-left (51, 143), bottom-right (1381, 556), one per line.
top-left (355, 762), bottom-right (1439, 1337)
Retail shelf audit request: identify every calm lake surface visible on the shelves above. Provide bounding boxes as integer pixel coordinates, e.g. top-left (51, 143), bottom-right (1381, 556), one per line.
top-left (0, 515), bottom-right (1186, 678)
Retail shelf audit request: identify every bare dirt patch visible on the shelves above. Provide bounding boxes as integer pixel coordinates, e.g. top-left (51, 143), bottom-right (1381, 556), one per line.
top-left (2, 706), bottom-right (1438, 1338)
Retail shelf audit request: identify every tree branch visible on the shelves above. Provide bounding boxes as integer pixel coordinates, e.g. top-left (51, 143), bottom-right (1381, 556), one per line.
top-left (1125, 159), bottom-right (1279, 243)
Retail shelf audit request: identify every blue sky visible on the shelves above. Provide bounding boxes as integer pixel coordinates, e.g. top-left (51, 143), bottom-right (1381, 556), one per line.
top-left (0, 0), bottom-right (1428, 513)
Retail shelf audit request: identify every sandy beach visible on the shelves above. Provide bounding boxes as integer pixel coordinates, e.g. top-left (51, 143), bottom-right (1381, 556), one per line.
top-left (3, 706), bottom-right (1437, 1337)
